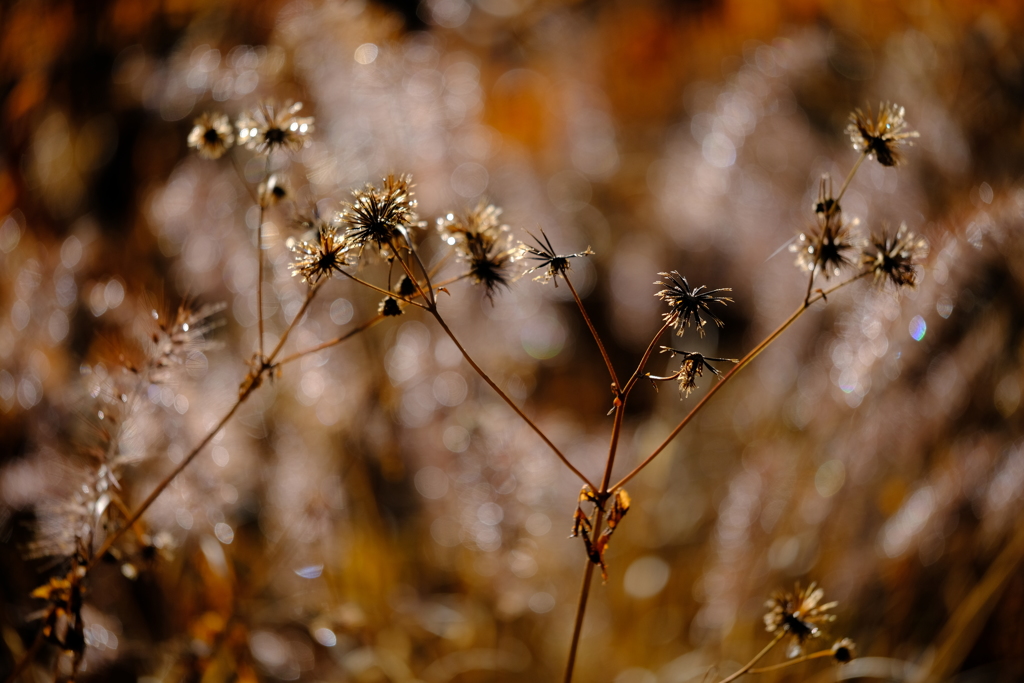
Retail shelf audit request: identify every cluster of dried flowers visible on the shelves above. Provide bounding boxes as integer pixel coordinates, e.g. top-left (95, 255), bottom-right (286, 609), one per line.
top-left (12, 94), bottom-right (926, 683)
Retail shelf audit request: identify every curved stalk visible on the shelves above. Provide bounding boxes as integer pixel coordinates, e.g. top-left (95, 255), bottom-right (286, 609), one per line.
top-left (563, 274), bottom-right (619, 391)
top-left (612, 273), bottom-right (866, 492)
top-left (714, 632), bottom-right (786, 683)
top-left (430, 311), bottom-right (594, 489)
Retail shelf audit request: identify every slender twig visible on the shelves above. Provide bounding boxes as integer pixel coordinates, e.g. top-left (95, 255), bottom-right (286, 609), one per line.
top-left (747, 648), bottom-right (834, 673)
top-left (563, 557), bottom-right (596, 683)
top-left (274, 275), bottom-right (467, 368)
top-left (274, 315), bottom-right (386, 367)
top-left (87, 279), bottom-right (328, 572)
top-left (714, 632), bottom-right (786, 683)
top-left (563, 274), bottom-right (619, 392)
top-left (918, 521), bottom-right (1024, 683)
top-left (430, 311), bottom-right (594, 489)
top-left (403, 231), bottom-right (437, 306)
top-left (564, 399), bottom-right (627, 682)
top-left (390, 238), bottom-right (435, 308)
top-left (835, 151), bottom-right (867, 205)
top-left (256, 154), bottom-right (271, 360)
top-left (265, 281), bottom-right (322, 362)
top-left (623, 321), bottom-right (674, 396)
top-left (612, 273), bottom-right (867, 492)
top-left (337, 270), bottom-right (429, 309)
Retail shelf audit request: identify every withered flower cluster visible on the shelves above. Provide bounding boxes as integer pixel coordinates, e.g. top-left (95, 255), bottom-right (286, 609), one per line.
top-left (655, 271), bottom-right (732, 336)
top-left (647, 347), bottom-right (736, 397)
top-left (187, 101), bottom-right (314, 159)
top-left (764, 582), bottom-right (838, 657)
top-left (437, 202), bottom-right (519, 298)
top-left (342, 174), bottom-right (421, 255)
top-left (288, 217), bottom-right (351, 284)
top-left (791, 176), bottom-right (862, 279)
top-left (521, 230), bottom-right (594, 285)
top-left (862, 222), bottom-right (929, 289)
top-left (846, 101), bottom-right (919, 167)
top-left (186, 112), bottom-right (234, 160)
top-left (790, 103), bottom-right (926, 290)
top-left (236, 101), bottom-right (315, 155)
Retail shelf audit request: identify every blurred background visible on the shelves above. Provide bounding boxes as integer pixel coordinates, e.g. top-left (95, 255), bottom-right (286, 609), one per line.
top-left (3, 0), bottom-right (1024, 681)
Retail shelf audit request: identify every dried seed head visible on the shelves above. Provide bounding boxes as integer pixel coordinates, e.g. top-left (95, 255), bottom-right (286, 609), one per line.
top-left (846, 102), bottom-right (919, 167)
top-left (520, 230), bottom-right (593, 286)
top-left (764, 582), bottom-right (838, 657)
top-left (289, 219), bottom-right (351, 284)
top-left (343, 174), bottom-right (419, 255)
top-left (861, 222), bottom-right (927, 289)
top-left (655, 272), bottom-right (732, 337)
top-left (396, 275), bottom-right (418, 297)
top-left (187, 112), bottom-right (234, 160)
top-left (792, 212), bottom-right (862, 279)
top-left (236, 100), bottom-right (314, 154)
top-left (647, 348), bottom-right (736, 397)
top-left (438, 202), bottom-right (518, 299)
top-left (379, 297), bottom-right (403, 317)
top-left (832, 638), bottom-right (856, 663)
top-left (258, 174), bottom-right (289, 208)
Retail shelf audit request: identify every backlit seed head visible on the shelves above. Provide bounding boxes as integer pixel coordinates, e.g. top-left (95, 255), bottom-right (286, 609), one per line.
top-left (655, 272), bottom-right (732, 337)
top-left (187, 112), bottom-right (234, 160)
top-left (846, 102), bottom-right (919, 167)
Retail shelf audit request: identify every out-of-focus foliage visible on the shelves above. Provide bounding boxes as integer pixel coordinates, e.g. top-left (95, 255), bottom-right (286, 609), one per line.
top-left (3, 0), bottom-right (1024, 681)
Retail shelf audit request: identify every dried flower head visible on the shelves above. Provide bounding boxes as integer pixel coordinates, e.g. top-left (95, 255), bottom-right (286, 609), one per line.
top-left (438, 202), bottom-right (518, 298)
top-left (764, 582), bottom-right (837, 657)
top-left (655, 272), bottom-right (732, 337)
top-left (343, 174), bottom-right (419, 254)
top-left (396, 275), bottom-right (418, 298)
top-left (187, 112), bottom-right (234, 160)
top-left (791, 212), bottom-right (862, 279)
top-left (832, 638), bottom-right (856, 663)
top-left (237, 101), bottom-right (314, 154)
top-left (289, 220), bottom-right (350, 284)
top-left (379, 297), bottom-right (403, 317)
top-left (846, 102), bottom-right (919, 167)
top-left (258, 174), bottom-right (289, 208)
top-left (647, 348), bottom-right (737, 396)
top-left (861, 222), bottom-right (927, 289)
top-left (521, 231), bottom-right (593, 286)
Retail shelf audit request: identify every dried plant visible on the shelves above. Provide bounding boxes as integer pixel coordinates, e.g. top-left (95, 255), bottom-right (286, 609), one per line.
top-left (5, 7), bottom-right (1024, 683)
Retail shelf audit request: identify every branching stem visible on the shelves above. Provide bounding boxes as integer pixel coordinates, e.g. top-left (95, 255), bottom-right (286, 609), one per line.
top-left (612, 272), bottom-right (867, 492)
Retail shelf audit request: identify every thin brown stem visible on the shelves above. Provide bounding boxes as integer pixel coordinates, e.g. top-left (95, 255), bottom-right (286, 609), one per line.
top-left (564, 275), bottom-right (620, 392)
top-left (747, 648), bottom-right (834, 674)
top-left (835, 151), bottom-right (868, 205)
top-left (338, 270), bottom-right (429, 309)
top-left (402, 231), bottom-right (436, 306)
top-left (623, 320), bottom-right (673, 396)
top-left (564, 397), bottom-right (627, 682)
top-left (265, 281), bottom-right (322, 362)
top-left (273, 275), bottom-right (467, 368)
top-left (430, 311), bottom-right (594, 489)
top-left (274, 315), bottom-right (386, 367)
top-left (256, 154), bottom-right (271, 360)
top-left (390, 239), bottom-right (434, 308)
top-left (563, 559), bottom-right (596, 683)
top-left (714, 632), bottom-right (786, 683)
top-left (612, 274), bottom-right (866, 492)
top-left (86, 393), bottom-right (248, 573)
